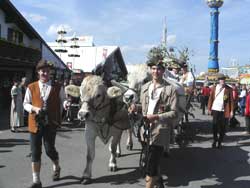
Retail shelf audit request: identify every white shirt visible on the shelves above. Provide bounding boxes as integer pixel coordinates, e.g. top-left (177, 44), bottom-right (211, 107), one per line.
top-left (179, 72), bottom-right (194, 87)
top-left (23, 80), bottom-right (65, 113)
top-left (239, 89), bottom-right (247, 98)
top-left (164, 70), bottom-right (179, 82)
top-left (147, 83), bottom-right (164, 115)
top-left (212, 84), bottom-right (225, 112)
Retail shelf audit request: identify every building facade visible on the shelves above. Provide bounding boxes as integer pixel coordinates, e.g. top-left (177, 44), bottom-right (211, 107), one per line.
top-left (48, 35), bottom-right (127, 82)
top-left (0, 0), bottom-right (69, 116)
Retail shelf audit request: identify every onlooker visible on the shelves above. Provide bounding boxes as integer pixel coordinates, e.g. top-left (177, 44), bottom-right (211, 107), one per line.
top-left (23, 59), bottom-right (65, 188)
top-left (201, 83), bottom-right (211, 115)
top-left (179, 63), bottom-right (194, 122)
top-left (239, 84), bottom-right (247, 116)
top-left (232, 83), bottom-right (239, 116)
top-left (208, 74), bottom-right (234, 149)
top-left (244, 88), bottom-right (250, 134)
top-left (229, 83), bottom-right (240, 128)
top-left (20, 77), bottom-right (29, 126)
top-left (10, 78), bottom-right (23, 132)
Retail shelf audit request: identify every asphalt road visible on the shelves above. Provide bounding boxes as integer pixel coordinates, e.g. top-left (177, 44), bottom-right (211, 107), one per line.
top-left (1, 105), bottom-right (250, 188)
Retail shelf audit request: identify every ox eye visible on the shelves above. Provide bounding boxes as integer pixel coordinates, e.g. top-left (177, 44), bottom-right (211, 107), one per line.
top-left (96, 94), bottom-right (101, 98)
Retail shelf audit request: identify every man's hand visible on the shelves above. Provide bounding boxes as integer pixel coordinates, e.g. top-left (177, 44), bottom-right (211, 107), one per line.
top-left (128, 103), bottom-right (137, 113)
top-left (32, 106), bottom-right (41, 115)
top-left (208, 110), bottom-right (212, 115)
top-left (145, 114), bottom-right (159, 124)
top-left (230, 111), bottom-right (234, 118)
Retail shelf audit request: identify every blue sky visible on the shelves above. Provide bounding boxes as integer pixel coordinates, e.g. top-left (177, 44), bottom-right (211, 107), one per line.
top-left (10, 0), bottom-right (250, 73)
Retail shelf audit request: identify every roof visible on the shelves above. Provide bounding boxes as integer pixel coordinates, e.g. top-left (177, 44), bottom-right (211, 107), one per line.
top-left (0, 0), bottom-right (69, 70)
top-left (0, 0), bottom-right (41, 39)
top-left (49, 43), bottom-right (127, 74)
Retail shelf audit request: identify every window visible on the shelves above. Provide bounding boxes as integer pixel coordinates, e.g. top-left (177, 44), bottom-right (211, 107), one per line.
top-left (7, 28), bottom-right (23, 44)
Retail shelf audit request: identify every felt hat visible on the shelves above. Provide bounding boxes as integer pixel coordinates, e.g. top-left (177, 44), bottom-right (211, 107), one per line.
top-left (36, 59), bottom-right (54, 71)
top-left (147, 58), bottom-right (165, 69)
top-left (217, 73), bottom-right (226, 80)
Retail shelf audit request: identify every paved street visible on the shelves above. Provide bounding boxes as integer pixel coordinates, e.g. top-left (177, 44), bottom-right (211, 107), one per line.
top-left (1, 105), bottom-right (250, 188)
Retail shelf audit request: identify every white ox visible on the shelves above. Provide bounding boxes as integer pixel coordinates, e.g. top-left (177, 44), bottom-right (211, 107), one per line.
top-left (113, 64), bottom-right (187, 152)
top-left (77, 75), bottom-right (130, 184)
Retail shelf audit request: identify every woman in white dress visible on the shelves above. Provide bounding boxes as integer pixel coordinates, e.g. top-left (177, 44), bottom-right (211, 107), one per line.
top-left (10, 79), bottom-right (24, 132)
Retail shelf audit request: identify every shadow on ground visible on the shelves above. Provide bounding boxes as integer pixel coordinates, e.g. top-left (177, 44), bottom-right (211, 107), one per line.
top-left (161, 145), bottom-right (250, 188)
top-left (43, 168), bottom-right (142, 188)
top-left (0, 138), bottom-right (29, 147)
top-left (43, 176), bottom-right (82, 188)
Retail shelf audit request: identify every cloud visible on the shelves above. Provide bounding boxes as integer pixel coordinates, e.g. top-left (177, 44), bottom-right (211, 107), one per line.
top-left (167, 35), bottom-right (176, 46)
top-left (21, 11), bottom-right (47, 23)
top-left (46, 24), bottom-right (73, 37)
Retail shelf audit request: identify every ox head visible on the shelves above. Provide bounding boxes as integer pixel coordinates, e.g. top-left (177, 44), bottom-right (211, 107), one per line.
top-left (110, 64), bottom-right (151, 106)
top-left (111, 80), bottom-right (138, 106)
top-left (78, 75), bottom-right (123, 122)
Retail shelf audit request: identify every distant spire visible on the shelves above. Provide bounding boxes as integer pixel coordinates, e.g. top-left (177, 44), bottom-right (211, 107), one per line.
top-left (161, 17), bottom-right (167, 47)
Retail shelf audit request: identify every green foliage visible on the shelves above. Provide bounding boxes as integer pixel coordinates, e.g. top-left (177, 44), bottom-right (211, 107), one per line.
top-left (146, 45), bottom-right (194, 68)
top-left (146, 45), bottom-right (167, 65)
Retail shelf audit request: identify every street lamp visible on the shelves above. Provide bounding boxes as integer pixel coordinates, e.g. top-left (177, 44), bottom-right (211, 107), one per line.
top-left (206, 0), bottom-right (223, 73)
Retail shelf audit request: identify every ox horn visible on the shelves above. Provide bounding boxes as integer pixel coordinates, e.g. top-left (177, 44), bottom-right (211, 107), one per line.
top-left (111, 80), bottom-right (128, 93)
top-left (65, 85), bottom-right (80, 98)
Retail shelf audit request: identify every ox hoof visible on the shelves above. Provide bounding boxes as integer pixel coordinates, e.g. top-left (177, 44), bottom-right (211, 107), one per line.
top-left (80, 177), bottom-right (92, 185)
top-left (109, 166), bottom-right (117, 172)
top-left (116, 153), bottom-right (121, 158)
top-left (126, 145), bottom-right (133, 151)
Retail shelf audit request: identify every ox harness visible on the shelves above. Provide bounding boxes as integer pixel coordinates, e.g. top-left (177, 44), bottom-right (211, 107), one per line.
top-left (82, 97), bottom-right (129, 142)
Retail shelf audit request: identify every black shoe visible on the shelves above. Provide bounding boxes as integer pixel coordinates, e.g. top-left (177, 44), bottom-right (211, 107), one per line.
top-left (28, 182), bottom-right (42, 188)
top-left (212, 142), bottom-right (216, 148)
top-left (52, 167), bottom-right (61, 181)
top-left (157, 176), bottom-right (164, 188)
top-left (217, 142), bottom-right (222, 149)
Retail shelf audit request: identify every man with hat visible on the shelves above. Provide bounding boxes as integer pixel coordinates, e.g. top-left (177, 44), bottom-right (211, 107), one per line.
top-left (165, 63), bottom-right (180, 82)
top-left (23, 59), bottom-right (65, 188)
top-left (208, 73), bottom-right (234, 149)
top-left (137, 58), bottom-right (178, 187)
top-left (179, 63), bottom-right (194, 122)
top-left (179, 63), bottom-right (194, 87)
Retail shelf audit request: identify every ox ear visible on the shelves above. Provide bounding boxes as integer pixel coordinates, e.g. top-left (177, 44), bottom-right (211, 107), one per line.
top-left (107, 86), bottom-right (122, 99)
top-left (65, 84), bottom-right (80, 98)
top-left (111, 80), bottom-right (128, 93)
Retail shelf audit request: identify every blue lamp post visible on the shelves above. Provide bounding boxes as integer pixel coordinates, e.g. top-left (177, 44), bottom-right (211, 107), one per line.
top-left (206, 0), bottom-right (223, 73)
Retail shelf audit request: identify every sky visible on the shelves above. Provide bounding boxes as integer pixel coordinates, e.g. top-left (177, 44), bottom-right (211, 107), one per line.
top-left (10, 0), bottom-right (250, 73)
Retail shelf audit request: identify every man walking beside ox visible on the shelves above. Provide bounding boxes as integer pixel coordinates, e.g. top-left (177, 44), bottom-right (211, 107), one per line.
top-left (208, 74), bottom-right (234, 149)
top-left (139, 59), bottom-right (178, 188)
top-left (23, 59), bottom-right (65, 188)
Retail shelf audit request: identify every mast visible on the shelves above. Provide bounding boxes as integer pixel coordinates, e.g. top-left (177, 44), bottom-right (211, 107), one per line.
top-left (161, 16), bottom-right (167, 48)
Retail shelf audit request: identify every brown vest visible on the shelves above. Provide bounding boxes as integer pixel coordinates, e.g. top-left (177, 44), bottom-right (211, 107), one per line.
top-left (28, 81), bottom-right (61, 133)
top-left (208, 85), bottom-right (234, 118)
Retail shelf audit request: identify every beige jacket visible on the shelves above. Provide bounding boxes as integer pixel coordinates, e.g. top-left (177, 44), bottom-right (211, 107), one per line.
top-left (140, 80), bottom-right (178, 146)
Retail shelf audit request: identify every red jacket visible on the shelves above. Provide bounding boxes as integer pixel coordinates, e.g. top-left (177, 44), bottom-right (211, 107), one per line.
top-left (202, 86), bottom-right (211, 96)
top-left (245, 93), bottom-right (250, 116)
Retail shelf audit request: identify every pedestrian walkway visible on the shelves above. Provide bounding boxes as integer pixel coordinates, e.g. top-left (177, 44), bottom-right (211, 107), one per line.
top-left (1, 107), bottom-right (250, 188)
